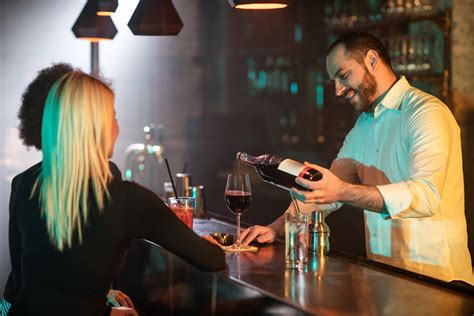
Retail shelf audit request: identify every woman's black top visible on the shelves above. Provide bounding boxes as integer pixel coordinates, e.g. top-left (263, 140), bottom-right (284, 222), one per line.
top-left (7, 162), bottom-right (225, 315)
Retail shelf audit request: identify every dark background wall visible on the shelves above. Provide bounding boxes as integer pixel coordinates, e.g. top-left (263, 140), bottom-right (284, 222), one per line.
top-left (0, 0), bottom-right (471, 296)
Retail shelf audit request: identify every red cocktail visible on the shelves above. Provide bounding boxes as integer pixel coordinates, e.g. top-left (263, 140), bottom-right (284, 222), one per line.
top-left (168, 197), bottom-right (194, 229)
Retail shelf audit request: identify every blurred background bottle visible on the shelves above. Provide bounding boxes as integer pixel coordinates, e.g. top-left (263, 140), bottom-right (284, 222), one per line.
top-left (124, 124), bottom-right (167, 198)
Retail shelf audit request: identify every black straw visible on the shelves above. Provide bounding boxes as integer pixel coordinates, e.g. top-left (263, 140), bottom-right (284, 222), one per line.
top-left (182, 161), bottom-right (188, 173)
top-left (165, 158), bottom-right (178, 198)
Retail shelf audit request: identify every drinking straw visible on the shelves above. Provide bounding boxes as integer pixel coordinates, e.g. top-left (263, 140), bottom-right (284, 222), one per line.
top-left (182, 161), bottom-right (188, 173)
top-left (165, 158), bottom-right (178, 198)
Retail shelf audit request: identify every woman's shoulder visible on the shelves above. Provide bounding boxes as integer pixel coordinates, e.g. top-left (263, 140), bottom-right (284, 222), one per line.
top-left (109, 161), bottom-right (122, 180)
top-left (17, 161), bottom-right (41, 176)
top-left (11, 162), bottom-right (42, 188)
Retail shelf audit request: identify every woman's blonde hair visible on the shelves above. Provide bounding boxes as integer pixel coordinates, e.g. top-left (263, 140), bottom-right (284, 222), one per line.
top-left (37, 71), bottom-right (115, 251)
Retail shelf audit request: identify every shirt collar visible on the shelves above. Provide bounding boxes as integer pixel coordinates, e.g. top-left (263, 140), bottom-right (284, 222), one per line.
top-left (377, 76), bottom-right (411, 111)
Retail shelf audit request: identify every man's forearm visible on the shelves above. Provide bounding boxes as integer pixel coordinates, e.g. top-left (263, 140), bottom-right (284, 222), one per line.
top-left (340, 183), bottom-right (386, 214)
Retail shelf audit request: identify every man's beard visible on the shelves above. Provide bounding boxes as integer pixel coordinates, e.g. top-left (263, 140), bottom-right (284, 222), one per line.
top-left (346, 65), bottom-right (377, 112)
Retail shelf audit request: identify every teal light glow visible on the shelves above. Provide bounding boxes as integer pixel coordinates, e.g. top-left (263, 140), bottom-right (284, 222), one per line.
top-left (138, 164), bottom-right (145, 171)
top-left (290, 82), bottom-right (298, 95)
top-left (146, 144), bottom-right (154, 154)
top-left (258, 70), bottom-right (267, 89)
top-left (310, 256), bottom-right (318, 271)
top-left (315, 84), bottom-right (324, 109)
top-left (294, 24), bottom-right (302, 43)
top-left (247, 70), bottom-right (256, 80)
top-left (125, 169), bottom-right (132, 179)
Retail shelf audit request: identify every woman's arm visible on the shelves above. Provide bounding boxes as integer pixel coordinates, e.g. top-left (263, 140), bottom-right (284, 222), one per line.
top-left (126, 183), bottom-right (226, 271)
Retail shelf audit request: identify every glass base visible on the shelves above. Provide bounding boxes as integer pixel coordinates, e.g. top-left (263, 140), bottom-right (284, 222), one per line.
top-left (285, 259), bottom-right (308, 270)
top-left (229, 243), bottom-right (252, 250)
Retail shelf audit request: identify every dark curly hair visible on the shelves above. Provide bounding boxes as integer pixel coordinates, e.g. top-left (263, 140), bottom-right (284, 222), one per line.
top-left (18, 63), bottom-right (74, 149)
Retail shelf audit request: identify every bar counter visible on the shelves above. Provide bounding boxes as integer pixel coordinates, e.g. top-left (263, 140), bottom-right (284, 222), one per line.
top-left (117, 218), bottom-right (474, 315)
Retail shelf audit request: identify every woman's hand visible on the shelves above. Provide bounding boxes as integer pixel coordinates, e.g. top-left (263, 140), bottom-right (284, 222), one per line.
top-left (239, 225), bottom-right (277, 245)
top-left (202, 235), bottom-right (222, 247)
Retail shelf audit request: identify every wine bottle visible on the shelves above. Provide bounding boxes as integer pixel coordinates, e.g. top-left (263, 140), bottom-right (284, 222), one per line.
top-left (236, 152), bottom-right (322, 191)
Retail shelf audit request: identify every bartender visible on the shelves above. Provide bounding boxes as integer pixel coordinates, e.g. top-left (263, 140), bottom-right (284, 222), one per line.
top-left (240, 32), bottom-right (473, 285)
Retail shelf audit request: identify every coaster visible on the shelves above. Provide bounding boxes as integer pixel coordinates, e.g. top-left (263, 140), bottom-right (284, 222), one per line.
top-left (222, 245), bottom-right (258, 252)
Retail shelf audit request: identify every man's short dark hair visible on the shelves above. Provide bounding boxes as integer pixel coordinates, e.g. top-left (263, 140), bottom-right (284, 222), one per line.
top-left (18, 63), bottom-right (74, 149)
top-left (327, 32), bottom-right (392, 69)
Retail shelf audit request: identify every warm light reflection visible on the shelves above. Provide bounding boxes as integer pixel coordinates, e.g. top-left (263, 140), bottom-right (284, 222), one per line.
top-left (79, 37), bottom-right (113, 42)
top-left (97, 11), bottom-right (113, 16)
top-left (235, 4), bottom-right (288, 9)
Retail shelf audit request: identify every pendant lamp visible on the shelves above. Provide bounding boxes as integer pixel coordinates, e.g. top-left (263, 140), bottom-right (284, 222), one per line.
top-left (97, 0), bottom-right (118, 16)
top-left (72, 0), bottom-right (118, 41)
top-left (128, 0), bottom-right (183, 36)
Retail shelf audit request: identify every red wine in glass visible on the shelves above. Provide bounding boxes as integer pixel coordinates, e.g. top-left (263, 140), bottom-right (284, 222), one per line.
top-left (225, 190), bottom-right (252, 215)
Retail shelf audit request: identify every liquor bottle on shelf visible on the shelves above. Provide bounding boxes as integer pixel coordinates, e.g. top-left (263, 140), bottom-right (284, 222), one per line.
top-left (124, 124), bottom-right (167, 198)
top-left (236, 152), bottom-right (322, 191)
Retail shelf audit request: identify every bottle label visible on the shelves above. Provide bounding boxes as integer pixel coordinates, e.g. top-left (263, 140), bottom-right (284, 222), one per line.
top-left (278, 159), bottom-right (309, 177)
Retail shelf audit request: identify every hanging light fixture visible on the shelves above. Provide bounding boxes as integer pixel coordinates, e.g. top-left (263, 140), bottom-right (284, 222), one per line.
top-left (72, 0), bottom-right (118, 41)
top-left (228, 0), bottom-right (293, 10)
top-left (97, 0), bottom-right (118, 16)
top-left (128, 0), bottom-right (183, 36)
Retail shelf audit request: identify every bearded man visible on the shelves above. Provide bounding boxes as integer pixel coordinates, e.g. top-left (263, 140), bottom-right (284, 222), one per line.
top-left (239, 32), bottom-right (473, 285)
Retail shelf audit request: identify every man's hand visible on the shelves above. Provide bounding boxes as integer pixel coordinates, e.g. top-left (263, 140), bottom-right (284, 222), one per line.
top-left (107, 289), bottom-right (134, 309)
top-left (292, 162), bottom-right (347, 204)
top-left (239, 225), bottom-right (277, 245)
top-left (293, 161), bottom-right (385, 213)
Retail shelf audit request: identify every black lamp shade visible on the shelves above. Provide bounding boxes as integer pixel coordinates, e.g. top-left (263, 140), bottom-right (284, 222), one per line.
top-left (228, 0), bottom-right (293, 9)
top-left (72, 1), bottom-right (118, 41)
top-left (128, 0), bottom-right (183, 36)
top-left (97, 0), bottom-right (118, 15)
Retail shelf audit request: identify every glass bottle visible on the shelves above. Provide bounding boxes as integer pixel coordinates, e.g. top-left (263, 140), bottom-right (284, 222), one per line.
top-left (236, 152), bottom-right (322, 191)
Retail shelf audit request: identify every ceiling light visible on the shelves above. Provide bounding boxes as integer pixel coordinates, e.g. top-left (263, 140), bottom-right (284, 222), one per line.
top-left (97, 0), bottom-right (118, 16)
top-left (128, 0), bottom-right (183, 36)
top-left (228, 0), bottom-right (293, 10)
top-left (72, 0), bottom-right (118, 41)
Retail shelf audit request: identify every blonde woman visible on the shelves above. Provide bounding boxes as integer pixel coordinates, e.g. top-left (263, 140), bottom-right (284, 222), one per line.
top-left (1, 64), bottom-right (138, 316)
top-left (7, 71), bottom-right (225, 315)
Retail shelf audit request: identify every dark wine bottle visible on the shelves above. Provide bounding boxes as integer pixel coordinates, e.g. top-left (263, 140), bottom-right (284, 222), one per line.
top-left (236, 152), bottom-right (322, 191)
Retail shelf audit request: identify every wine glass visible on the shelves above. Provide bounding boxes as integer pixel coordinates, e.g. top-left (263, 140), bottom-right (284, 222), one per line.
top-left (225, 174), bottom-right (252, 250)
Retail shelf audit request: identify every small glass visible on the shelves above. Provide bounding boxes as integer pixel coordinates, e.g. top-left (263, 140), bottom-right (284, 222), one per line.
top-left (168, 197), bottom-right (194, 229)
top-left (285, 212), bottom-right (308, 269)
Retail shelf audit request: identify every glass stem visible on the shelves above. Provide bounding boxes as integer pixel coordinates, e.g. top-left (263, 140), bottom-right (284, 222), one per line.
top-left (236, 213), bottom-right (241, 246)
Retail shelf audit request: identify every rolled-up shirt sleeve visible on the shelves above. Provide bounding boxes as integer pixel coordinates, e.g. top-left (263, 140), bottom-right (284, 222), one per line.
top-left (333, 123), bottom-right (363, 185)
top-left (377, 101), bottom-right (456, 219)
